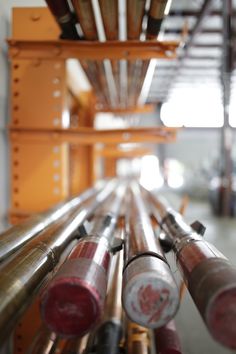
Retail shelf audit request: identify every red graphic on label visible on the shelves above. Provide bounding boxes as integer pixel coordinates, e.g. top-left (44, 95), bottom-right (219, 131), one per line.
top-left (137, 285), bottom-right (170, 324)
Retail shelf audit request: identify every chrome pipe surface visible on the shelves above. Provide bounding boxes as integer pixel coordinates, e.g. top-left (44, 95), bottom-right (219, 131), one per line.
top-left (149, 191), bottom-right (236, 349)
top-left (40, 185), bottom-right (125, 337)
top-left (0, 182), bottom-right (105, 262)
top-left (0, 181), bottom-right (116, 344)
top-left (122, 183), bottom-right (179, 329)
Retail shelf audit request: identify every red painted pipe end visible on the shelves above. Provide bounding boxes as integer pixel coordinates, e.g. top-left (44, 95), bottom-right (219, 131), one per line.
top-left (41, 277), bottom-right (102, 337)
top-left (207, 287), bottom-right (236, 349)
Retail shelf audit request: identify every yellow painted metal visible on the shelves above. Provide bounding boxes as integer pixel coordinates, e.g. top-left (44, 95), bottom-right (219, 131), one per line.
top-left (12, 7), bottom-right (60, 40)
top-left (10, 127), bottom-right (177, 145)
top-left (8, 39), bottom-right (178, 61)
top-left (10, 141), bottom-right (69, 213)
top-left (11, 59), bottom-right (67, 129)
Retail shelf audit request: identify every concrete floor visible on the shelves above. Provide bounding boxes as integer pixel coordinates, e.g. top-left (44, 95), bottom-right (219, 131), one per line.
top-left (167, 197), bottom-right (236, 354)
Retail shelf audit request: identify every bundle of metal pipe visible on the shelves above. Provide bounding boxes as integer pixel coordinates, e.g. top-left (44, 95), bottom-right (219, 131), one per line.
top-left (0, 180), bottom-right (116, 344)
top-left (137, 0), bottom-right (170, 105)
top-left (40, 185), bottom-right (125, 337)
top-left (45, 0), bottom-right (79, 39)
top-left (147, 0), bottom-right (169, 39)
top-left (95, 250), bottom-right (123, 354)
top-left (122, 182), bottom-right (179, 329)
top-left (154, 320), bottom-right (182, 354)
top-left (0, 182), bottom-right (105, 263)
top-left (149, 192), bottom-right (236, 349)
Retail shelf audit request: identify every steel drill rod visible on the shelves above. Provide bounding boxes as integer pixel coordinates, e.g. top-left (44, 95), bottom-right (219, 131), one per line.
top-left (45, 0), bottom-right (79, 39)
top-left (95, 250), bottom-right (123, 354)
top-left (40, 185), bottom-right (125, 337)
top-left (0, 182), bottom-right (105, 263)
top-left (149, 192), bottom-right (236, 349)
top-left (122, 183), bottom-right (179, 329)
top-left (154, 320), bottom-right (182, 354)
top-left (27, 326), bottom-right (59, 354)
top-left (137, 0), bottom-right (169, 105)
top-left (0, 181), bottom-right (116, 344)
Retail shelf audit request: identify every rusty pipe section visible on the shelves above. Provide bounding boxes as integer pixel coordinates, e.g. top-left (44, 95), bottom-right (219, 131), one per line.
top-left (99, 0), bottom-right (119, 40)
top-left (27, 327), bottom-right (59, 354)
top-left (71, 0), bottom-right (98, 40)
top-left (149, 192), bottom-right (236, 349)
top-left (45, 0), bottom-right (79, 39)
top-left (154, 320), bottom-right (182, 354)
top-left (127, 0), bottom-right (146, 40)
top-left (0, 182), bottom-right (105, 263)
top-left (0, 181), bottom-right (116, 344)
top-left (127, 321), bottom-right (151, 354)
top-left (95, 250), bottom-right (123, 354)
top-left (122, 183), bottom-right (179, 329)
top-left (40, 185), bottom-right (125, 337)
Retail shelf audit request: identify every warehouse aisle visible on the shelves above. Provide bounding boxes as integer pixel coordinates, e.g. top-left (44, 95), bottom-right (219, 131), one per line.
top-left (171, 198), bottom-right (236, 354)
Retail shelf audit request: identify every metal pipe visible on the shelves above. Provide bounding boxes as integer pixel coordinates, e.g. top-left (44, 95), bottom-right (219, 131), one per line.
top-left (98, 0), bottom-right (119, 40)
top-left (95, 250), bottom-right (123, 354)
top-left (138, 0), bottom-right (170, 105)
top-left (40, 185), bottom-right (125, 337)
top-left (0, 181), bottom-right (116, 344)
top-left (149, 192), bottom-right (236, 349)
top-left (45, 0), bottom-right (79, 39)
top-left (122, 183), bottom-right (179, 329)
top-left (0, 182), bottom-right (104, 263)
top-left (154, 320), bottom-right (182, 354)
top-left (71, 0), bottom-right (118, 107)
top-left (27, 327), bottom-right (59, 354)
top-left (127, 321), bottom-right (150, 354)
top-left (127, 0), bottom-right (146, 40)
top-left (146, 0), bottom-right (169, 39)
top-left (61, 335), bottom-right (89, 354)
top-left (127, 0), bottom-right (146, 107)
top-left (71, 0), bottom-right (98, 40)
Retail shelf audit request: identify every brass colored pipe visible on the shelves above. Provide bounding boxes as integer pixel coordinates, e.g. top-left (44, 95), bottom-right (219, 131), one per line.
top-left (0, 183), bottom-right (104, 263)
top-left (127, 321), bottom-right (150, 354)
top-left (0, 181), bottom-right (116, 344)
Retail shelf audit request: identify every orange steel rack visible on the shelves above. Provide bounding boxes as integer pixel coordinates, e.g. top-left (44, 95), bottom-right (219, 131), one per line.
top-left (8, 7), bottom-right (178, 353)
